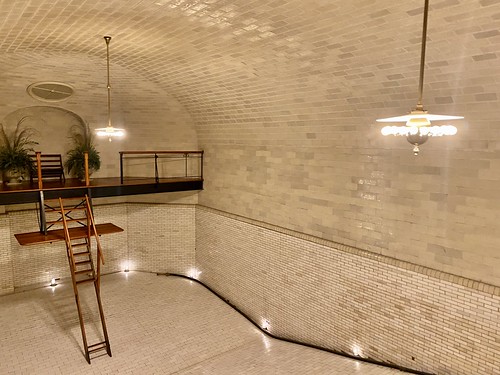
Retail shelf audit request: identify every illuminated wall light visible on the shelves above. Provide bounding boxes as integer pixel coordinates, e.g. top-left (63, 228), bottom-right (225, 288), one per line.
top-left (49, 278), bottom-right (58, 287)
top-left (352, 344), bottom-right (363, 357)
top-left (187, 268), bottom-right (202, 279)
top-left (121, 260), bottom-right (133, 273)
top-left (261, 319), bottom-right (270, 331)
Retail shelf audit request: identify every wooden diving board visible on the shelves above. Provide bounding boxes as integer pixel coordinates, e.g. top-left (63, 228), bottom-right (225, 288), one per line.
top-left (15, 223), bottom-right (123, 246)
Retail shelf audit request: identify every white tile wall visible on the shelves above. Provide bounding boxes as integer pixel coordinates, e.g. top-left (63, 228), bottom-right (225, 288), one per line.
top-left (0, 214), bottom-right (13, 295)
top-left (195, 206), bottom-right (500, 375)
top-left (127, 203), bottom-right (195, 274)
top-left (0, 0), bottom-right (499, 372)
top-left (2, 201), bottom-right (499, 373)
top-left (0, 202), bottom-right (195, 293)
top-left (92, 203), bottom-right (129, 274)
top-left (0, 0), bottom-right (499, 287)
top-left (8, 208), bottom-right (69, 289)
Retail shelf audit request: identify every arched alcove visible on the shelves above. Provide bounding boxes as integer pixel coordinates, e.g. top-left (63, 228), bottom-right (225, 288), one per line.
top-left (3, 106), bottom-right (86, 156)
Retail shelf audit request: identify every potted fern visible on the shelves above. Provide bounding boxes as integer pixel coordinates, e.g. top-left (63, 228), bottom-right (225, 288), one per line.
top-left (0, 117), bottom-right (38, 184)
top-left (65, 121), bottom-right (101, 180)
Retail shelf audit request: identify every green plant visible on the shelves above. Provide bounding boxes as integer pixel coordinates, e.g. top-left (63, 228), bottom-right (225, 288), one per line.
top-left (65, 121), bottom-right (101, 179)
top-left (0, 117), bottom-right (38, 182)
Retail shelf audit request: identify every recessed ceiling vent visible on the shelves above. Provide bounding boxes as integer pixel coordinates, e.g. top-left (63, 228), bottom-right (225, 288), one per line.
top-left (27, 81), bottom-right (74, 102)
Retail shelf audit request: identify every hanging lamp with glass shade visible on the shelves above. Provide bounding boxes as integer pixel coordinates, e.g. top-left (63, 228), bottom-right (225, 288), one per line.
top-left (376, 0), bottom-right (463, 155)
top-left (95, 36), bottom-right (125, 141)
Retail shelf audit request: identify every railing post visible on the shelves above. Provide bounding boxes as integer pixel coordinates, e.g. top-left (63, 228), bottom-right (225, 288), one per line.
top-left (184, 153), bottom-right (188, 177)
top-left (39, 191), bottom-right (47, 234)
top-left (35, 151), bottom-right (43, 190)
top-left (200, 151), bottom-right (204, 179)
top-left (119, 152), bottom-right (123, 184)
top-left (35, 152), bottom-right (47, 234)
top-left (84, 151), bottom-right (90, 186)
top-left (154, 153), bottom-right (159, 183)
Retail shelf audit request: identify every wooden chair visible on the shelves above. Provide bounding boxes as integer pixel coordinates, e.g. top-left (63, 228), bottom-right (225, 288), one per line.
top-left (29, 153), bottom-right (65, 182)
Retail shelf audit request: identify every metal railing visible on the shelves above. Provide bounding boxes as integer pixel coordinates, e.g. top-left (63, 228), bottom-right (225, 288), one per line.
top-left (119, 150), bottom-right (204, 184)
top-left (34, 151), bottom-right (92, 234)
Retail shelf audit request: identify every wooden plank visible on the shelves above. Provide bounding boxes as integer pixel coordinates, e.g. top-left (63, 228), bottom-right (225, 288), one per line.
top-left (14, 223), bottom-right (124, 246)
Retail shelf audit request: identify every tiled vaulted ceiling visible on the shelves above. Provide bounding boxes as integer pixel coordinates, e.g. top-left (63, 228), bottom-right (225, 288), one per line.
top-left (1, 0), bottom-right (499, 131)
top-left (1, 0), bottom-right (500, 286)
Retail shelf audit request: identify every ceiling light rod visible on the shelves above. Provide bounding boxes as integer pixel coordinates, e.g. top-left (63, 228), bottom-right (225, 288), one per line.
top-left (377, 0), bottom-right (463, 155)
top-left (416, 0), bottom-right (429, 112)
top-left (96, 35), bottom-right (125, 141)
top-left (105, 36), bottom-right (112, 129)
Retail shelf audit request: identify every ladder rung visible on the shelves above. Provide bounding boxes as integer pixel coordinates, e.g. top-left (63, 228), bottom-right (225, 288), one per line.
top-left (88, 341), bottom-right (107, 349)
top-left (71, 243), bottom-right (88, 248)
top-left (75, 260), bottom-right (92, 266)
top-left (75, 269), bottom-right (93, 275)
top-left (88, 342), bottom-right (108, 354)
top-left (73, 251), bottom-right (90, 256)
top-left (76, 278), bottom-right (95, 285)
top-left (88, 346), bottom-right (107, 355)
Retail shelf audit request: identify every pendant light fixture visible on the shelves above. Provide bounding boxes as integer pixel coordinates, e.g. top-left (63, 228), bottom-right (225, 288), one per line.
top-left (376, 0), bottom-right (463, 155)
top-left (95, 36), bottom-right (125, 142)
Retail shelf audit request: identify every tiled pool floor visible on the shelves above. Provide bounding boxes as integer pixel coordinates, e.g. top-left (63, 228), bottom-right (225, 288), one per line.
top-left (0, 271), bottom-right (407, 374)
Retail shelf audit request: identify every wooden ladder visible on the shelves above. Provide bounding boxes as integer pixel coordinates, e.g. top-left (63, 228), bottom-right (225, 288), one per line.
top-left (52, 194), bottom-right (112, 364)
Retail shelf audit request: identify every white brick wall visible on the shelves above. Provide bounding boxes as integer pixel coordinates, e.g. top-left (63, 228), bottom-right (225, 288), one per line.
top-left (127, 203), bottom-right (195, 274)
top-left (0, 0), bottom-right (499, 372)
top-left (92, 203), bottom-right (129, 274)
top-left (2, 201), bottom-right (499, 373)
top-left (0, 215), bottom-right (13, 295)
top-left (0, 0), bottom-right (498, 286)
top-left (195, 206), bottom-right (500, 375)
top-left (0, 202), bottom-right (195, 293)
top-left (8, 209), bottom-right (69, 289)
